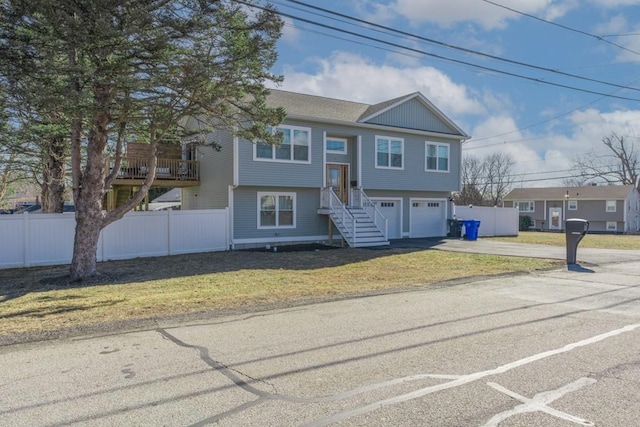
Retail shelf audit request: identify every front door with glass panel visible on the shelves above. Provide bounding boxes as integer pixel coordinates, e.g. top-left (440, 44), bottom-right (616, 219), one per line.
top-left (549, 207), bottom-right (562, 230)
top-left (327, 164), bottom-right (349, 204)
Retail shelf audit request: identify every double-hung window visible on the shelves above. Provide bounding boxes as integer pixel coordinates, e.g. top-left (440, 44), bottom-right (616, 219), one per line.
top-left (606, 200), bottom-right (616, 212)
top-left (568, 200), bottom-right (578, 210)
top-left (255, 126), bottom-right (311, 163)
top-left (376, 136), bottom-right (403, 169)
top-left (258, 192), bottom-right (295, 229)
top-left (515, 201), bottom-right (534, 213)
top-left (425, 142), bottom-right (449, 172)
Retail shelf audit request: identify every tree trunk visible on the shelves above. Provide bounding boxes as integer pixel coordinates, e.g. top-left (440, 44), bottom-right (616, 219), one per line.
top-left (41, 137), bottom-right (66, 213)
top-left (70, 110), bottom-right (109, 280)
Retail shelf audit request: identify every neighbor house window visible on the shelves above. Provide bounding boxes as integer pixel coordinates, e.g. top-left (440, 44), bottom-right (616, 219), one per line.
top-left (326, 137), bottom-right (347, 154)
top-left (425, 142), bottom-right (450, 172)
top-left (568, 200), bottom-right (578, 210)
top-left (515, 201), bottom-right (534, 213)
top-left (258, 192), bottom-right (295, 228)
top-left (255, 126), bottom-right (311, 163)
top-left (376, 136), bottom-right (403, 169)
top-left (606, 200), bottom-right (616, 212)
top-left (606, 221), bottom-right (617, 231)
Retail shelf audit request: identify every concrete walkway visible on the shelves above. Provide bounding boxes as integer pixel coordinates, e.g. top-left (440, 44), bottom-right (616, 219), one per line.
top-left (388, 237), bottom-right (640, 265)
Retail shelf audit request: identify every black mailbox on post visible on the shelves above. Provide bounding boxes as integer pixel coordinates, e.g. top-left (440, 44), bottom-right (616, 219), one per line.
top-left (565, 218), bottom-right (589, 265)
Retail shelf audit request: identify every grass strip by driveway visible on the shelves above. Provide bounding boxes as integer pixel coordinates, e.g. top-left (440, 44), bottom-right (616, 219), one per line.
top-left (0, 248), bottom-right (560, 339)
top-left (491, 232), bottom-right (640, 250)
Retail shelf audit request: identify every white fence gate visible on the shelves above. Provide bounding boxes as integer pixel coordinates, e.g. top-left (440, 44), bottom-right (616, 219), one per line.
top-left (0, 209), bottom-right (229, 269)
top-left (454, 206), bottom-right (519, 237)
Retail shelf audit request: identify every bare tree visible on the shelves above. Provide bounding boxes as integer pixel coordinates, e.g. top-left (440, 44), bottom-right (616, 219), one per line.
top-left (456, 152), bottom-right (514, 206)
top-left (483, 152), bottom-right (514, 206)
top-left (456, 154), bottom-right (484, 205)
top-left (561, 176), bottom-right (590, 187)
top-left (572, 133), bottom-right (639, 186)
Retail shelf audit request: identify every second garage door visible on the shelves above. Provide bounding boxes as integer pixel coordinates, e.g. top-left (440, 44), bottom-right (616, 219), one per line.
top-left (410, 199), bottom-right (446, 237)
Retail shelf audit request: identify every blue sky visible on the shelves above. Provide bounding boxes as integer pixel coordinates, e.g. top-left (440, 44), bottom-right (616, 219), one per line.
top-left (266, 0), bottom-right (640, 187)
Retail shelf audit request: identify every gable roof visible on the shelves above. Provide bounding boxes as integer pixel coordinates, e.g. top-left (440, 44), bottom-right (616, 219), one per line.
top-left (505, 185), bottom-right (637, 201)
top-left (266, 89), bottom-right (468, 139)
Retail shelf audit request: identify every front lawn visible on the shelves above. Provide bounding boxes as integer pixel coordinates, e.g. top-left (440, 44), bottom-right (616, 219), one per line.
top-left (492, 231), bottom-right (640, 250)
top-left (0, 248), bottom-right (560, 340)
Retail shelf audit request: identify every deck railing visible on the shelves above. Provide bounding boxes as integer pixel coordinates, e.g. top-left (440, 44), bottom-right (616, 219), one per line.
top-left (106, 157), bottom-right (199, 181)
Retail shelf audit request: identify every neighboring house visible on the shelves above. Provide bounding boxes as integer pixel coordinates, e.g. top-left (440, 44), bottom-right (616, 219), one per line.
top-left (183, 89), bottom-right (469, 248)
top-left (148, 188), bottom-right (182, 211)
top-left (504, 185), bottom-right (640, 233)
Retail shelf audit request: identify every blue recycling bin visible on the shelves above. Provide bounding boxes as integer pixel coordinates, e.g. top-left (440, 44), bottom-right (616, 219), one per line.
top-left (463, 220), bottom-right (481, 241)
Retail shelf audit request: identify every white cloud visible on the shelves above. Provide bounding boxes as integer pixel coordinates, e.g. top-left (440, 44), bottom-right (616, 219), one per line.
top-left (280, 17), bottom-right (302, 46)
top-left (386, 0), bottom-right (556, 29)
top-left (277, 51), bottom-right (486, 116)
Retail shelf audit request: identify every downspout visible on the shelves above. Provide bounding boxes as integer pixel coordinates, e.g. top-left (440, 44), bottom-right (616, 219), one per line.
top-left (322, 131), bottom-right (327, 189)
top-left (357, 135), bottom-right (362, 189)
top-left (229, 134), bottom-right (240, 250)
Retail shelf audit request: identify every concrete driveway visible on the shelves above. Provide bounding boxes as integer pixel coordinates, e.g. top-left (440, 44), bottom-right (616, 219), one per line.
top-left (388, 237), bottom-right (640, 265)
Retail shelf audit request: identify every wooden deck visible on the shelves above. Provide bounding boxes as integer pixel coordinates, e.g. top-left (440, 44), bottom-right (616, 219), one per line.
top-left (107, 157), bottom-right (200, 187)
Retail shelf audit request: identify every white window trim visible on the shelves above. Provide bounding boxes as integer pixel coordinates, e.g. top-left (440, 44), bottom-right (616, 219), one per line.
top-left (425, 142), bottom-right (450, 173)
top-left (606, 221), bottom-right (617, 231)
top-left (375, 135), bottom-right (404, 170)
top-left (326, 137), bottom-right (348, 155)
top-left (257, 192), bottom-right (296, 229)
top-left (253, 125), bottom-right (312, 164)
top-left (515, 201), bottom-right (535, 213)
top-left (606, 200), bottom-right (616, 212)
top-left (568, 200), bottom-right (578, 210)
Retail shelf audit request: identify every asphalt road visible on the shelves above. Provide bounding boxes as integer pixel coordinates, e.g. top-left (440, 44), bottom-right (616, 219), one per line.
top-left (2, 247), bottom-right (640, 426)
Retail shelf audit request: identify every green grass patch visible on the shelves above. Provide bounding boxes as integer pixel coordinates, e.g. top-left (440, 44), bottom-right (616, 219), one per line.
top-left (0, 248), bottom-right (560, 337)
top-left (492, 232), bottom-right (640, 250)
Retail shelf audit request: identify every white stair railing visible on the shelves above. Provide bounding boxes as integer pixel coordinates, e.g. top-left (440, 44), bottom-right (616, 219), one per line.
top-left (351, 188), bottom-right (388, 240)
top-left (324, 187), bottom-right (357, 246)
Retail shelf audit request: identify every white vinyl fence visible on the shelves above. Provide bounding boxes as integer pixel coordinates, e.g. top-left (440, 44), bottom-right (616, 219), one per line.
top-left (454, 205), bottom-right (519, 237)
top-left (0, 209), bottom-right (229, 269)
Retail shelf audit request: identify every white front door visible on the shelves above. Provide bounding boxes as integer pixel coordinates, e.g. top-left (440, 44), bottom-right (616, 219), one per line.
top-left (549, 207), bottom-right (562, 230)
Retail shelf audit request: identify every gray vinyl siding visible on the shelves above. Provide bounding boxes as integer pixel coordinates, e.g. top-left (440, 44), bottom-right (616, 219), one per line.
top-left (364, 98), bottom-right (456, 134)
top-left (509, 198), bottom-right (635, 232)
top-left (567, 200), bottom-right (624, 222)
top-left (361, 132), bottom-right (460, 191)
top-left (236, 119), bottom-right (323, 188)
top-left (182, 130), bottom-right (234, 209)
top-left (365, 189), bottom-right (451, 235)
top-left (233, 186), bottom-right (327, 241)
top-left (236, 118), bottom-right (462, 192)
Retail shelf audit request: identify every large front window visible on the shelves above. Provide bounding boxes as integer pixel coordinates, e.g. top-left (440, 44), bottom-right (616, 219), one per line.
top-left (258, 192), bottom-right (295, 228)
top-left (426, 142), bottom-right (449, 172)
top-left (255, 126), bottom-right (311, 163)
top-left (376, 136), bottom-right (403, 169)
top-left (515, 201), bottom-right (534, 212)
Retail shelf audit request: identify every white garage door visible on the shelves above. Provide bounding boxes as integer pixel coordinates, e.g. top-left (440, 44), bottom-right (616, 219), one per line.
top-left (410, 199), bottom-right (446, 237)
top-left (372, 199), bottom-right (402, 239)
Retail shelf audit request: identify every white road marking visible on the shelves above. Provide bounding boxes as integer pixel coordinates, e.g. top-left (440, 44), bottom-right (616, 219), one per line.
top-left (483, 378), bottom-right (597, 426)
top-left (303, 322), bottom-right (640, 427)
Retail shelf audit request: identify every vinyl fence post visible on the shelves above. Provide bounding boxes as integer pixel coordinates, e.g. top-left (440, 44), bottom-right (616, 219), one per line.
top-left (23, 212), bottom-right (30, 268)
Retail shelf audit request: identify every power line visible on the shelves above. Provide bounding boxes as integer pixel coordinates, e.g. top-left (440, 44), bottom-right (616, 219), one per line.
top-left (279, 0), bottom-right (640, 93)
top-left (481, 0), bottom-right (640, 58)
top-left (238, 1), bottom-right (640, 102)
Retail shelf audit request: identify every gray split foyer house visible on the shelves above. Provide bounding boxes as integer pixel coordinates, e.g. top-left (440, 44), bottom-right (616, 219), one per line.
top-left (504, 184), bottom-right (640, 233)
top-left (182, 89), bottom-right (469, 249)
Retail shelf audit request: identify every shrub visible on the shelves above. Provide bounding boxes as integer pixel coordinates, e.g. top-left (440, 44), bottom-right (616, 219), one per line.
top-left (519, 215), bottom-right (533, 231)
